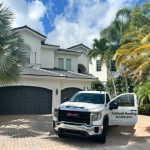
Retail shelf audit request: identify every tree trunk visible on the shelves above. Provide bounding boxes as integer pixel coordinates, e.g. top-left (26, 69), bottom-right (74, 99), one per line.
top-left (124, 76), bottom-right (129, 93)
top-left (107, 68), bottom-right (117, 97)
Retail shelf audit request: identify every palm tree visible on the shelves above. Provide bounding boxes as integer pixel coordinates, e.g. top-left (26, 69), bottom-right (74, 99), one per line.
top-left (0, 3), bottom-right (28, 85)
top-left (88, 38), bottom-right (117, 96)
top-left (114, 26), bottom-right (150, 82)
top-left (114, 2), bottom-right (150, 83)
top-left (89, 11), bottom-right (131, 95)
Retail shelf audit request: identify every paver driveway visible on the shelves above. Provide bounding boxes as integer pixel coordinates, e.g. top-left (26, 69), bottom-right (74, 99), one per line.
top-left (0, 115), bottom-right (149, 150)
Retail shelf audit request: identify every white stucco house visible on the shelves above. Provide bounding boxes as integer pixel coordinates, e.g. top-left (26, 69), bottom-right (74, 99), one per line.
top-left (0, 25), bottom-right (96, 115)
top-left (0, 25), bottom-right (120, 115)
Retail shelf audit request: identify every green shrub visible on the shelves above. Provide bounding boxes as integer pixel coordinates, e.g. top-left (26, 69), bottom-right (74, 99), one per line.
top-left (138, 104), bottom-right (150, 115)
top-left (106, 76), bottom-right (134, 96)
top-left (134, 80), bottom-right (150, 106)
top-left (91, 81), bottom-right (105, 91)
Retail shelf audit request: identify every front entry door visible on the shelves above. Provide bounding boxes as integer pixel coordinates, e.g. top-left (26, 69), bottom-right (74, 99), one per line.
top-left (108, 93), bottom-right (138, 126)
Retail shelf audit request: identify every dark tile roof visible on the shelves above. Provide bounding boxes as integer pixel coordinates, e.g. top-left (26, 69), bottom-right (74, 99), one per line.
top-left (67, 43), bottom-right (91, 50)
top-left (41, 41), bottom-right (59, 47)
top-left (13, 25), bottom-right (46, 39)
top-left (22, 67), bottom-right (96, 80)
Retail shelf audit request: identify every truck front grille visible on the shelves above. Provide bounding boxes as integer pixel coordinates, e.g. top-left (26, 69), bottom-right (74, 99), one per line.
top-left (58, 110), bottom-right (90, 125)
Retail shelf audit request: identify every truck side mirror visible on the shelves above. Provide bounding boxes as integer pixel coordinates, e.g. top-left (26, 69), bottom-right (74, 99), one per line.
top-left (109, 101), bottom-right (118, 110)
top-left (113, 102), bottom-right (118, 109)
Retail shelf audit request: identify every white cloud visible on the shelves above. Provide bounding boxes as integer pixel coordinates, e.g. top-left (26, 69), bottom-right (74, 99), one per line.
top-left (0, 0), bottom-right (47, 34)
top-left (0, 0), bottom-right (138, 48)
top-left (46, 0), bottom-right (136, 48)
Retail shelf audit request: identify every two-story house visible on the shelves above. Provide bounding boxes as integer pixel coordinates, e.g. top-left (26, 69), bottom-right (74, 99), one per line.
top-left (0, 26), bottom-right (96, 115)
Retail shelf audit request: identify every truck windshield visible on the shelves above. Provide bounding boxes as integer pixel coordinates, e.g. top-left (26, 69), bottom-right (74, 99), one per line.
top-left (70, 93), bottom-right (105, 104)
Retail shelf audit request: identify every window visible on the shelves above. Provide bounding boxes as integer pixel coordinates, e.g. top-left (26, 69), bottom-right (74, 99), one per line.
top-left (58, 58), bottom-right (64, 69)
top-left (24, 45), bottom-right (31, 64)
top-left (114, 94), bottom-right (134, 107)
top-left (70, 93), bottom-right (105, 104)
top-left (106, 94), bottom-right (110, 104)
top-left (26, 50), bottom-right (30, 64)
top-left (96, 60), bottom-right (101, 71)
top-left (66, 59), bottom-right (71, 71)
top-left (111, 60), bottom-right (116, 71)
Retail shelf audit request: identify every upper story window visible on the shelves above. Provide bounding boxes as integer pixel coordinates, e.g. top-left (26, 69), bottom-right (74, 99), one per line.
top-left (111, 60), bottom-right (116, 71)
top-left (58, 58), bottom-right (64, 69)
top-left (96, 60), bottom-right (102, 71)
top-left (66, 59), bottom-right (71, 71)
top-left (24, 44), bottom-right (31, 65)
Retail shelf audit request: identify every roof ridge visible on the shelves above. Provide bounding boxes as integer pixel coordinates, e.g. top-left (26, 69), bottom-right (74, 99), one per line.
top-left (67, 43), bottom-right (91, 50)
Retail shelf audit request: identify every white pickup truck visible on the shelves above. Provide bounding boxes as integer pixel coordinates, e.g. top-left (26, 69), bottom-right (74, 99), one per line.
top-left (53, 91), bottom-right (138, 143)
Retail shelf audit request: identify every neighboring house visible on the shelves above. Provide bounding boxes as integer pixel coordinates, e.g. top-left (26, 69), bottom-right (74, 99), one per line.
top-left (89, 55), bottom-right (120, 85)
top-left (0, 25), bottom-right (96, 115)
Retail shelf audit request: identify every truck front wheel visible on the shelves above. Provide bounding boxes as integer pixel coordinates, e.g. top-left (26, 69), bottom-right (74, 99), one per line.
top-left (99, 118), bottom-right (108, 143)
top-left (58, 133), bottom-right (66, 138)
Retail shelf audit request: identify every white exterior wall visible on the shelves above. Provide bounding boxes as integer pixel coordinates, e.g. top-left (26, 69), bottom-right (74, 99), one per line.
top-left (54, 53), bottom-right (78, 72)
top-left (20, 30), bottom-right (42, 66)
top-left (89, 57), bottom-right (108, 84)
top-left (12, 75), bottom-right (92, 113)
top-left (77, 53), bottom-right (89, 74)
top-left (41, 47), bottom-right (55, 68)
top-left (89, 56), bottom-right (120, 84)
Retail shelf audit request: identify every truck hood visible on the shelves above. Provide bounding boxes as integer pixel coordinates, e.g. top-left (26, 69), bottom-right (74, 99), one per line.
top-left (60, 101), bottom-right (105, 112)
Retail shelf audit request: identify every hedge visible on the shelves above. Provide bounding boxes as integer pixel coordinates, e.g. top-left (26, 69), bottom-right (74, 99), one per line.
top-left (138, 104), bottom-right (150, 115)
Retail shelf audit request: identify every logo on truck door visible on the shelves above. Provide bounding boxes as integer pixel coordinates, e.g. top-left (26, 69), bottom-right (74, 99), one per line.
top-left (112, 112), bottom-right (137, 118)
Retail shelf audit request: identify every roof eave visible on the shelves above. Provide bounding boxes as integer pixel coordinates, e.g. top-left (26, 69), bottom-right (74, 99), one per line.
top-left (13, 26), bottom-right (46, 41)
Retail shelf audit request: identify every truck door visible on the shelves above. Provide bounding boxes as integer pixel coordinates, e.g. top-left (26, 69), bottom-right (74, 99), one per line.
top-left (108, 93), bottom-right (138, 126)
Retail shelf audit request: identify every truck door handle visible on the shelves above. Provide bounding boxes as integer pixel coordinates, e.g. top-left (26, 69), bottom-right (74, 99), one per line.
top-left (130, 109), bottom-right (137, 111)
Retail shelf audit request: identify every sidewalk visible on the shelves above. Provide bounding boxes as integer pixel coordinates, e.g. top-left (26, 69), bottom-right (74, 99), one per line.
top-left (82, 143), bottom-right (149, 150)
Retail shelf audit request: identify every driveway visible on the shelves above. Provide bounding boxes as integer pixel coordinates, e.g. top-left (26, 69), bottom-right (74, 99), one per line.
top-left (0, 115), bottom-right (149, 150)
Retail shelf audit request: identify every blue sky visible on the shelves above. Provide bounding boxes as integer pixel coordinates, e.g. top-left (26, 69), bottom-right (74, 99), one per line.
top-left (1, 0), bottom-right (148, 48)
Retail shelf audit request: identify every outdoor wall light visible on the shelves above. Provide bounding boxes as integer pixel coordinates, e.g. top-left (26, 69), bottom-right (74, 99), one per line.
top-left (56, 89), bottom-right (58, 95)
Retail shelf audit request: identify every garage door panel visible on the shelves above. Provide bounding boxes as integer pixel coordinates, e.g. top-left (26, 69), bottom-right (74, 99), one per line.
top-left (24, 89), bottom-right (35, 99)
top-left (61, 88), bottom-right (82, 103)
top-left (38, 101), bottom-right (50, 108)
top-left (10, 102), bottom-right (21, 113)
top-left (23, 101), bottom-right (35, 113)
top-left (38, 90), bottom-right (51, 99)
top-left (0, 102), bottom-right (10, 111)
top-left (0, 86), bottom-right (52, 114)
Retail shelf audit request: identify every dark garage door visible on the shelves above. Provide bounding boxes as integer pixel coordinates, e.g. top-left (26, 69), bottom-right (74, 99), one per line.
top-left (0, 86), bottom-right (52, 114)
top-left (61, 87), bottom-right (82, 103)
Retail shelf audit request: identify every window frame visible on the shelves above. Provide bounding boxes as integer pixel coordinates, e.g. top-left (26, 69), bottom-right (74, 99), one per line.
top-left (96, 60), bottom-right (102, 71)
top-left (106, 94), bottom-right (110, 104)
top-left (66, 59), bottom-right (71, 71)
top-left (58, 58), bottom-right (64, 69)
top-left (110, 60), bottom-right (116, 71)
top-left (112, 94), bottom-right (135, 107)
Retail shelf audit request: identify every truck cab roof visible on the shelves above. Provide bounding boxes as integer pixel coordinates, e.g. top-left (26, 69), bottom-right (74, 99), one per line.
top-left (78, 91), bottom-right (108, 94)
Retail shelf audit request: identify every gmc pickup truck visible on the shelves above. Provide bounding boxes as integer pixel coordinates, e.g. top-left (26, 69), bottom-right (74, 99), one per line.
top-left (53, 91), bottom-right (138, 143)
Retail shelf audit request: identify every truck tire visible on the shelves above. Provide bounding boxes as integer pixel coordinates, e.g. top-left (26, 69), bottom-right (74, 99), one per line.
top-left (99, 118), bottom-right (108, 143)
top-left (58, 133), bottom-right (66, 138)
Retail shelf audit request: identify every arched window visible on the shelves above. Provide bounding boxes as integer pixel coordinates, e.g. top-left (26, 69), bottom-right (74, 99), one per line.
top-left (78, 64), bottom-right (86, 74)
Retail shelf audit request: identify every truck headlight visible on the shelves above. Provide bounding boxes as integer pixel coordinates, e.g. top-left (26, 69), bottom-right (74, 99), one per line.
top-left (54, 108), bottom-right (58, 118)
top-left (91, 112), bottom-right (102, 122)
